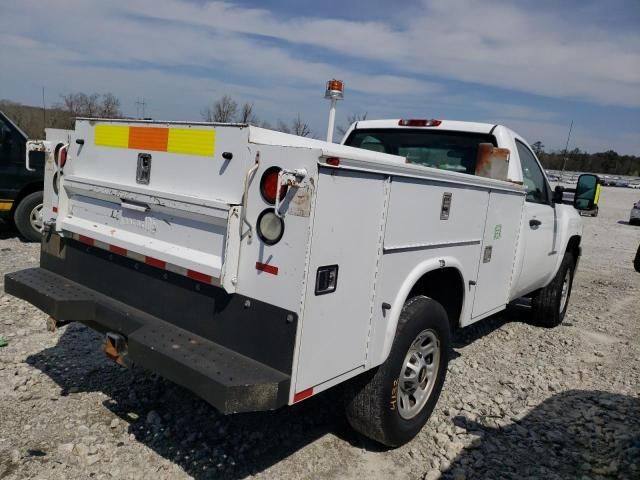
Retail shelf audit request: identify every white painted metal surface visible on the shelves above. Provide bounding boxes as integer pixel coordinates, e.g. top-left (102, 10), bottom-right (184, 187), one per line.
top-left (384, 178), bottom-right (488, 249)
top-left (471, 190), bottom-right (524, 318)
top-left (41, 116), bottom-right (583, 406)
top-left (295, 168), bottom-right (387, 391)
top-left (41, 128), bottom-right (73, 224)
top-left (70, 121), bottom-right (252, 205)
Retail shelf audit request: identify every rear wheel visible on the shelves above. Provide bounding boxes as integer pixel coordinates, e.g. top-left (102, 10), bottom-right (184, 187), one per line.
top-left (344, 296), bottom-right (450, 447)
top-left (14, 191), bottom-right (44, 242)
top-left (530, 251), bottom-right (576, 328)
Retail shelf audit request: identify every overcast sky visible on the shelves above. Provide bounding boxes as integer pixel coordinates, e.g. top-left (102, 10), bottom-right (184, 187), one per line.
top-left (1, 0), bottom-right (639, 153)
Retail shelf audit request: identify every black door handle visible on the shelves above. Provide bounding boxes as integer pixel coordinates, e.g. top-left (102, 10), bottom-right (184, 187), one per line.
top-left (529, 219), bottom-right (542, 228)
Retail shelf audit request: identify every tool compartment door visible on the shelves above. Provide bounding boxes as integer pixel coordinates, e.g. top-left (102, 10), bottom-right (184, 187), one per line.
top-left (295, 168), bottom-right (386, 391)
top-left (472, 190), bottom-right (525, 317)
top-left (56, 120), bottom-right (251, 286)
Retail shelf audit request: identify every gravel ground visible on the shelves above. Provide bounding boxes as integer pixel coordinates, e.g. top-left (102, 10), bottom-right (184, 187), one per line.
top-left (0, 187), bottom-right (639, 480)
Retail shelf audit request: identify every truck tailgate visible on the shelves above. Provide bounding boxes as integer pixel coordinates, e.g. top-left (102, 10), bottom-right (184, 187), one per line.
top-left (57, 120), bottom-right (251, 286)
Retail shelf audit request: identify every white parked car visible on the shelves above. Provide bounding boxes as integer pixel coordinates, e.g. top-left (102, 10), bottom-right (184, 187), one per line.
top-left (5, 117), bottom-right (598, 446)
top-left (629, 183), bottom-right (640, 189)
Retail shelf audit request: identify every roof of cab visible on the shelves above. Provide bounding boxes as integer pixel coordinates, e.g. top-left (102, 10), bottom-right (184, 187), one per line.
top-left (351, 119), bottom-right (497, 135)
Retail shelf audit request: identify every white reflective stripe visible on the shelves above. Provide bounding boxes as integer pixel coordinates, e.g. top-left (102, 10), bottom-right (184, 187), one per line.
top-left (126, 250), bottom-right (145, 262)
top-left (94, 239), bottom-right (109, 251)
top-left (165, 263), bottom-right (188, 276)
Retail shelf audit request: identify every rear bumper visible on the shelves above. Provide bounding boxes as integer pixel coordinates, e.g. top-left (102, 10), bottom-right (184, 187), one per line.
top-left (4, 235), bottom-right (298, 414)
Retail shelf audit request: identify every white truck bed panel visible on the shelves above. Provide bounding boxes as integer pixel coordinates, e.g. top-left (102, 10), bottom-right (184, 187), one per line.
top-left (295, 169), bottom-right (387, 392)
top-left (368, 244), bottom-right (483, 369)
top-left (70, 120), bottom-right (252, 205)
top-left (62, 194), bottom-right (225, 278)
top-left (384, 178), bottom-right (488, 250)
top-left (470, 190), bottom-right (525, 320)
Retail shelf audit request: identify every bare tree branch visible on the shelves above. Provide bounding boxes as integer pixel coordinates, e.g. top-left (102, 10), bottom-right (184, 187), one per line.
top-left (276, 119), bottom-right (291, 134)
top-left (57, 92), bottom-right (121, 118)
top-left (291, 114), bottom-right (312, 137)
top-left (337, 112), bottom-right (368, 136)
top-left (100, 93), bottom-right (121, 118)
top-left (239, 103), bottom-right (258, 124)
top-left (213, 95), bottom-right (238, 123)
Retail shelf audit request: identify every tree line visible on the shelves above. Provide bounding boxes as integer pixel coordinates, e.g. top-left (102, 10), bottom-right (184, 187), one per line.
top-left (0, 92), bottom-right (122, 139)
top-left (1, 92), bottom-right (314, 139)
top-left (531, 141), bottom-right (640, 176)
top-left (201, 95), bottom-right (312, 137)
top-left (2, 93), bottom-right (637, 175)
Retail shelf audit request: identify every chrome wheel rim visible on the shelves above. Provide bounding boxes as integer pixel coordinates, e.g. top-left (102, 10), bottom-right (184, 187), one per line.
top-left (398, 329), bottom-right (441, 420)
top-left (559, 269), bottom-right (571, 314)
top-left (29, 203), bottom-right (44, 233)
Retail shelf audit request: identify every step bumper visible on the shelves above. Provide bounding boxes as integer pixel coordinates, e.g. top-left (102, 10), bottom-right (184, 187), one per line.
top-left (5, 267), bottom-right (291, 414)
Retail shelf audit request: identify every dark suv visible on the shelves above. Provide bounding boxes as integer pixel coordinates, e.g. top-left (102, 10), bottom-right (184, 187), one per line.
top-left (0, 111), bottom-right (45, 241)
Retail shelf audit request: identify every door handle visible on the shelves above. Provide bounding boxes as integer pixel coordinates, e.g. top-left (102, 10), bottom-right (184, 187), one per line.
top-left (529, 219), bottom-right (542, 228)
top-left (120, 199), bottom-right (149, 212)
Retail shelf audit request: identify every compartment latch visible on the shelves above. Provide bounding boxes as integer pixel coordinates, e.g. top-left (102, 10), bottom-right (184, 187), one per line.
top-left (136, 153), bottom-right (152, 185)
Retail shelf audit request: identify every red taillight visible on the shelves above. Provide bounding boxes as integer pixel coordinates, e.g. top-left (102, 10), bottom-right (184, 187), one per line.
top-left (398, 119), bottom-right (441, 127)
top-left (326, 157), bottom-right (340, 166)
top-left (260, 167), bottom-right (287, 204)
top-left (58, 147), bottom-right (68, 168)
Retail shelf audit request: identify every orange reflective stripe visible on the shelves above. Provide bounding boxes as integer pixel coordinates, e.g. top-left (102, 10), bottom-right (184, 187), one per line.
top-left (128, 127), bottom-right (169, 152)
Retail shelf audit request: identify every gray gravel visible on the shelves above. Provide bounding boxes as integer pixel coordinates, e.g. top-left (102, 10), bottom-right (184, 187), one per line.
top-left (1, 187), bottom-right (639, 480)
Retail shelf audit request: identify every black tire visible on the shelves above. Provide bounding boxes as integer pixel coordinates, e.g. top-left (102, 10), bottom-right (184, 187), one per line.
top-left (13, 191), bottom-right (44, 242)
top-left (344, 296), bottom-right (450, 447)
top-left (530, 251), bottom-right (576, 328)
top-left (634, 244), bottom-right (640, 273)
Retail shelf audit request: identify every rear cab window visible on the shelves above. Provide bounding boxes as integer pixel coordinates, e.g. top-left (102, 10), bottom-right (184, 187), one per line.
top-left (343, 129), bottom-right (497, 175)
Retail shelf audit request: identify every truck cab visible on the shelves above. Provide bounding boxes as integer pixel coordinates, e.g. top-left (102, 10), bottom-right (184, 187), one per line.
top-left (0, 111), bottom-right (45, 241)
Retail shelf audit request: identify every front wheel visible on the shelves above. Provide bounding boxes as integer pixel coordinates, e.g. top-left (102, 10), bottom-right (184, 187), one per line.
top-left (344, 296), bottom-right (450, 447)
top-left (530, 251), bottom-right (576, 327)
top-left (13, 191), bottom-right (44, 242)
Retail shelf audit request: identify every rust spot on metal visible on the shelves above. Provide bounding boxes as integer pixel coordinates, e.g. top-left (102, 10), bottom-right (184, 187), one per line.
top-left (476, 143), bottom-right (510, 181)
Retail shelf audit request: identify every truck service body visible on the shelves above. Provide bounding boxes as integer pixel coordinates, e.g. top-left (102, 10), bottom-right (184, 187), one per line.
top-left (5, 117), bottom-right (592, 446)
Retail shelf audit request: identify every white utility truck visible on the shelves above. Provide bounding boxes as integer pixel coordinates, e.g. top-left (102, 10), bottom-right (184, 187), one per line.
top-left (5, 116), bottom-right (598, 446)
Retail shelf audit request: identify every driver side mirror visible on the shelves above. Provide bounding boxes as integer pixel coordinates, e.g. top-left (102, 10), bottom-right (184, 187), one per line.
top-left (573, 174), bottom-right (600, 211)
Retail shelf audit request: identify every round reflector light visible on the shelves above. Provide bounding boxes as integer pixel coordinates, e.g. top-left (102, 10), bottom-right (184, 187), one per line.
top-left (257, 209), bottom-right (285, 245)
top-left (260, 167), bottom-right (287, 204)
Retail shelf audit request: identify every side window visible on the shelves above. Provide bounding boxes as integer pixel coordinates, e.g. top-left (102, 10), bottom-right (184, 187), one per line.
top-left (516, 140), bottom-right (549, 204)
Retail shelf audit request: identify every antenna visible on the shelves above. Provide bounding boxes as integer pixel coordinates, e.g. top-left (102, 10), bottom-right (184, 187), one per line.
top-left (559, 120), bottom-right (573, 184)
